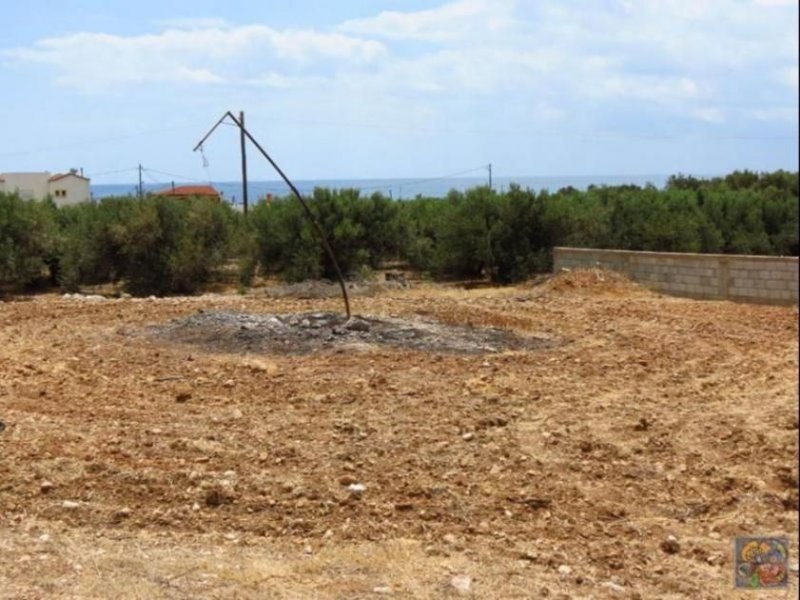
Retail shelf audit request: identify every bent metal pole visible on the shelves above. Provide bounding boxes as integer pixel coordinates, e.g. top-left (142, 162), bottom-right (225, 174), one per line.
top-left (193, 112), bottom-right (351, 319)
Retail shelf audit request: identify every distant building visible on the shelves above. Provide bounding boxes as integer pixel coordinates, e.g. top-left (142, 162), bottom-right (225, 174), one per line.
top-left (157, 184), bottom-right (221, 200)
top-left (0, 169), bottom-right (91, 206)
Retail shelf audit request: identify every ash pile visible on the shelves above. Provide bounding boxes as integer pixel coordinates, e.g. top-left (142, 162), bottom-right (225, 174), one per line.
top-left (151, 311), bottom-right (553, 355)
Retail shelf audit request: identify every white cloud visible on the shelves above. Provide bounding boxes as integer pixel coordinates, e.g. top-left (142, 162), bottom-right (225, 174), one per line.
top-left (351, 47), bottom-right (560, 97)
top-left (2, 24), bottom-right (384, 90)
top-left (243, 73), bottom-right (295, 89)
top-left (268, 29), bottom-right (384, 63)
top-left (525, 0), bottom-right (796, 75)
top-left (1, 0), bottom-right (796, 137)
top-left (154, 17), bottom-right (232, 29)
top-left (753, 0), bottom-right (796, 6)
top-left (174, 67), bottom-right (226, 84)
top-left (691, 107), bottom-right (726, 123)
top-left (599, 76), bottom-right (702, 103)
top-left (338, 0), bottom-right (514, 42)
top-left (751, 107), bottom-right (798, 121)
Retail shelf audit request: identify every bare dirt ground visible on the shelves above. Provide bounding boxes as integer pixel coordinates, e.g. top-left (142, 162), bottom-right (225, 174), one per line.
top-left (1, 270), bottom-right (797, 599)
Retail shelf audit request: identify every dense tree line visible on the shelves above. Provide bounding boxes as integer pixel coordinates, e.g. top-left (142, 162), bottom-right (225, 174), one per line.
top-left (0, 170), bottom-right (796, 295)
top-left (0, 195), bottom-right (234, 295)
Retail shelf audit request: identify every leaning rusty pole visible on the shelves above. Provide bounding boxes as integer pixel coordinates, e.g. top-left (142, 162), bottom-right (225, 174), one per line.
top-left (193, 111), bottom-right (351, 318)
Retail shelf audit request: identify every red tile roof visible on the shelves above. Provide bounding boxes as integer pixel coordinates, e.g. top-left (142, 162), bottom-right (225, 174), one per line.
top-left (158, 185), bottom-right (220, 198)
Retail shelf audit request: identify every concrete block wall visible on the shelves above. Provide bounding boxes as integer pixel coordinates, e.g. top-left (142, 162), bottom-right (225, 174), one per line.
top-left (553, 247), bottom-right (798, 305)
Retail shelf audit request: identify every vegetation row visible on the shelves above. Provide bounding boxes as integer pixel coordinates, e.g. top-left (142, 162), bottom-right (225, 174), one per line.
top-left (0, 170), bottom-right (796, 296)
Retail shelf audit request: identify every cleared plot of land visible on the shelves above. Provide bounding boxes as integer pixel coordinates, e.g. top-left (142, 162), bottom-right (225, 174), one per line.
top-left (0, 271), bottom-right (797, 599)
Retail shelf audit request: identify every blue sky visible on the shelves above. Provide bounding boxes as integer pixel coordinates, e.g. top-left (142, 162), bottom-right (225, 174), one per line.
top-left (1, 0), bottom-right (797, 184)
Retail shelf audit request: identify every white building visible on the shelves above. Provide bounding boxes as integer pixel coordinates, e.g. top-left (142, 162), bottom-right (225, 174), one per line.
top-left (0, 169), bottom-right (91, 206)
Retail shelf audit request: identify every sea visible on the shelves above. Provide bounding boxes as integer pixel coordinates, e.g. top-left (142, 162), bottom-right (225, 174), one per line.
top-left (91, 174), bottom-right (671, 206)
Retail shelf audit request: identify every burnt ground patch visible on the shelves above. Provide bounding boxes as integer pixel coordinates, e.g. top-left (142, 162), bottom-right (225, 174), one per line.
top-left (148, 310), bottom-right (557, 355)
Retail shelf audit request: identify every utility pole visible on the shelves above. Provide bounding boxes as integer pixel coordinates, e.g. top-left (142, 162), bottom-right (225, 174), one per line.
top-left (239, 111), bottom-right (249, 215)
top-left (488, 163), bottom-right (492, 191)
top-left (138, 164), bottom-right (143, 200)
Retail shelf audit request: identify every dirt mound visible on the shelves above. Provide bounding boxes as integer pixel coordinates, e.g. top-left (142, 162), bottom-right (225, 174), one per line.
top-left (536, 267), bottom-right (649, 295)
top-left (149, 310), bottom-right (556, 355)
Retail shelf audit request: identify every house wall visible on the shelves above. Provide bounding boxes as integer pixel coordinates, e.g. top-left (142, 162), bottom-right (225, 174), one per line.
top-left (48, 175), bottom-right (90, 206)
top-left (0, 172), bottom-right (50, 200)
top-left (553, 247), bottom-right (798, 305)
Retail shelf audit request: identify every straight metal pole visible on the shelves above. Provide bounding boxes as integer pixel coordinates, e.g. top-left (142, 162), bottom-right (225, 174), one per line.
top-left (239, 111), bottom-right (249, 215)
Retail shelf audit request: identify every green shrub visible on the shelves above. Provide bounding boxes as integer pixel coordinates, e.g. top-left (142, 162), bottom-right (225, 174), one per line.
top-left (234, 220), bottom-right (259, 290)
top-left (0, 193), bottom-right (58, 290)
top-left (250, 196), bottom-right (321, 282)
top-left (432, 187), bottom-right (498, 279)
top-left (250, 188), bottom-right (408, 282)
top-left (54, 195), bottom-right (235, 295)
top-left (56, 198), bottom-right (137, 291)
top-left (122, 196), bottom-right (234, 295)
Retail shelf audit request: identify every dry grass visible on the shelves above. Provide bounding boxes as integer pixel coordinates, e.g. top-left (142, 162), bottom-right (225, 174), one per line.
top-left (1, 524), bottom-right (563, 599)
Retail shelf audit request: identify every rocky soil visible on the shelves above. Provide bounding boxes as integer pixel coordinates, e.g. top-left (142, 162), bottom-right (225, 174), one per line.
top-left (0, 270), bottom-right (797, 599)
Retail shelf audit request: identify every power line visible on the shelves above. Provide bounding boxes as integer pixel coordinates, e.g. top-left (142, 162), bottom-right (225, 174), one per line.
top-left (142, 170), bottom-right (163, 185)
top-left (0, 124), bottom-right (197, 159)
top-left (142, 167), bottom-right (204, 183)
top-left (233, 165), bottom-right (491, 197)
top-left (87, 167), bottom-right (140, 179)
top-left (1, 115), bottom-right (794, 164)
top-left (353, 165), bottom-right (491, 195)
top-left (394, 165), bottom-right (491, 188)
top-left (245, 114), bottom-right (798, 142)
